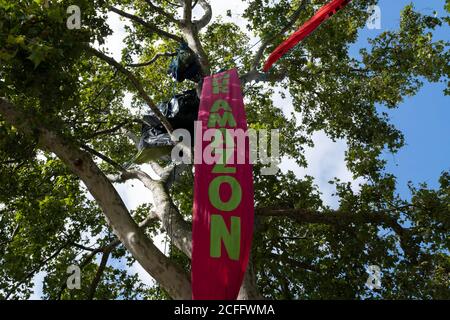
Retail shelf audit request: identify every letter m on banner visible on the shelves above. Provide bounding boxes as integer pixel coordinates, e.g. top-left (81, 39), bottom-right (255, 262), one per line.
top-left (192, 69), bottom-right (254, 300)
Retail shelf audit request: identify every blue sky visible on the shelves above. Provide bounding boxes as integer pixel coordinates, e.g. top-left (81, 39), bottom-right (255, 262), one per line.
top-left (354, 0), bottom-right (449, 198)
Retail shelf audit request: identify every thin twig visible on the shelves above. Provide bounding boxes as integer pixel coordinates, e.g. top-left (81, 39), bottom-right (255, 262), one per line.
top-left (109, 6), bottom-right (183, 43)
top-left (252, 0), bottom-right (309, 70)
top-left (5, 239), bottom-right (73, 300)
top-left (81, 144), bottom-right (126, 173)
top-left (127, 52), bottom-right (176, 68)
top-left (144, 0), bottom-right (180, 24)
top-left (89, 121), bottom-right (130, 139)
top-left (87, 250), bottom-right (111, 300)
top-left (86, 47), bottom-right (173, 133)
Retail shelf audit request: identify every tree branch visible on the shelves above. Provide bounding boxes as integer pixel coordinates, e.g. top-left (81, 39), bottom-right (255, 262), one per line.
top-left (4, 239), bottom-right (73, 300)
top-left (71, 242), bottom-right (96, 252)
top-left (238, 255), bottom-right (264, 299)
top-left (144, 0), bottom-right (180, 25)
top-left (124, 130), bottom-right (140, 149)
top-left (58, 213), bottom-right (157, 300)
top-left (167, 0), bottom-right (184, 8)
top-left (81, 144), bottom-right (126, 173)
top-left (194, 0), bottom-right (212, 30)
top-left (89, 121), bottom-right (130, 138)
top-left (182, 0), bottom-right (193, 22)
top-left (2, 223), bottom-right (20, 252)
top-left (252, 0), bottom-right (309, 71)
top-left (0, 98), bottom-right (191, 299)
top-left (271, 253), bottom-right (320, 273)
top-left (127, 52), bottom-right (176, 68)
top-left (240, 69), bottom-right (288, 85)
top-left (87, 249), bottom-right (111, 300)
top-left (120, 170), bottom-right (193, 257)
top-left (109, 6), bottom-right (183, 43)
top-left (86, 47), bottom-right (173, 133)
top-left (255, 207), bottom-right (419, 261)
top-left (179, 1), bottom-right (211, 76)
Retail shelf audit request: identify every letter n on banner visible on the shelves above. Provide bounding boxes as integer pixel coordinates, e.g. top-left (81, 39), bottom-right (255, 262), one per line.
top-left (192, 69), bottom-right (254, 300)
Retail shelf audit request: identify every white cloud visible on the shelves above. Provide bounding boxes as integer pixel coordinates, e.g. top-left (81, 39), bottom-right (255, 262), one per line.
top-left (272, 88), bottom-right (363, 208)
top-left (279, 131), bottom-right (364, 208)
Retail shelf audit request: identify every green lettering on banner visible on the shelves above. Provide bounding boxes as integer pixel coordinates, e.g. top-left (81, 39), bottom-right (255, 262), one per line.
top-left (210, 215), bottom-right (241, 260)
top-left (209, 176), bottom-right (242, 211)
top-left (212, 148), bottom-right (236, 174)
top-left (212, 74), bottom-right (230, 94)
top-left (208, 112), bottom-right (237, 128)
top-left (209, 128), bottom-right (235, 149)
top-left (211, 99), bottom-right (232, 112)
top-left (207, 100), bottom-right (236, 128)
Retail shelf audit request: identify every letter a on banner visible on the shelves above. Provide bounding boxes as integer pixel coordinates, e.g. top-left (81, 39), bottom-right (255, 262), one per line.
top-left (192, 69), bottom-right (254, 300)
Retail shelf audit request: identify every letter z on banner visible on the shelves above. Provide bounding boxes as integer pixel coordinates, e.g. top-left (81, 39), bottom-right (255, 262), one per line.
top-left (192, 69), bottom-right (254, 300)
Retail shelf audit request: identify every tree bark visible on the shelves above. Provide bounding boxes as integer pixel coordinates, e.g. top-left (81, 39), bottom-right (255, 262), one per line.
top-left (0, 98), bottom-right (192, 300)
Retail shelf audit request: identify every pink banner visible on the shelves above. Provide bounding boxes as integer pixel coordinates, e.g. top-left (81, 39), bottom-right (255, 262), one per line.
top-left (192, 69), bottom-right (254, 300)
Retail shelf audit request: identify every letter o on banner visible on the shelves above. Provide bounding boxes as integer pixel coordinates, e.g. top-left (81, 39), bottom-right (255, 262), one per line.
top-left (208, 176), bottom-right (242, 212)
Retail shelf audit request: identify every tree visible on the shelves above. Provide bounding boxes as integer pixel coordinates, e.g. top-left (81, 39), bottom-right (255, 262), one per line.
top-left (0, 0), bottom-right (449, 300)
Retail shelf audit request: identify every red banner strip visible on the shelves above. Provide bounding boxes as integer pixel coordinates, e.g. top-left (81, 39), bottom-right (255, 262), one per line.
top-left (263, 0), bottom-right (351, 72)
